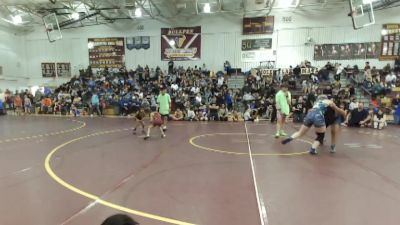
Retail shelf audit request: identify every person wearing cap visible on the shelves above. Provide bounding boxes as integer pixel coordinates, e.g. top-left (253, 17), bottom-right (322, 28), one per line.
top-left (274, 83), bottom-right (291, 138)
top-left (282, 95), bottom-right (344, 155)
top-left (157, 86), bottom-right (171, 131)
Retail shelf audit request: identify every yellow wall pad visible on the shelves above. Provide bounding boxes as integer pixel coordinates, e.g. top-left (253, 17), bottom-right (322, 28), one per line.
top-left (44, 128), bottom-right (196, 225)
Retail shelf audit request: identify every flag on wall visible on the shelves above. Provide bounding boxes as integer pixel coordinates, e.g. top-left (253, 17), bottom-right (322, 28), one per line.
top-left (161, 26), bottom-right (201, 61)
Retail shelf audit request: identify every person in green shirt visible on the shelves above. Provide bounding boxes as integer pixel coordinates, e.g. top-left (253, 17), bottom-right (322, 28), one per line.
top-left (157, 86), bottom-right (171, 131)
top-left (275, 83), bottom-right (291, 138)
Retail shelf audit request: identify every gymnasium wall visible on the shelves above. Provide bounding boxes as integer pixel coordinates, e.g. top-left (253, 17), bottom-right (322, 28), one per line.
top-left (0, 28), bottom-right (27, 91)
top-left (14, 7), bottom-right (400, 87)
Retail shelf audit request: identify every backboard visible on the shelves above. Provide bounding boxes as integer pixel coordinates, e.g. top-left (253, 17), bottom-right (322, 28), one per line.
top-left (349, 0), bottom-right (375, 30)
top-left (42, 13), bottom-right (62, 43)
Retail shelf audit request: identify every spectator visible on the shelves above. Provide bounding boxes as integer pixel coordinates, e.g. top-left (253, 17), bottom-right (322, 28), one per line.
top-left (218, 104), bottom-right (229, 121)
top-left (345, 103), bottom-right (369, 127)
top-left (373, 108), bottom-right (386, 129)
top-left (208, 103), bottom-right (219, 121)
top-left (385, 72), bottom-right (397, 87)
top-left (348, 97), bottom-right (358, 111)
top-left (170, 108), bottom-right (184, 121)
top-left (186, 107), bottom-right (196, 121)
top-left (91, 92), bottom-right (101, 116)
top-left (0, 98), bottom-right (5, 115)
top-left (293, 97), bottom-right (306, 123)
top-left (14, 94), bottom-right (23, 115)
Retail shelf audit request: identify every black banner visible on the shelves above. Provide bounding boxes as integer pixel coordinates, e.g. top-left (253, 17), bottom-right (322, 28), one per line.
top-left (314, 42), bottom-right (379, 60)
top-left (242, 38), bottom-right (272, 51)
top-left (243, 16), bottom-right (274, 35)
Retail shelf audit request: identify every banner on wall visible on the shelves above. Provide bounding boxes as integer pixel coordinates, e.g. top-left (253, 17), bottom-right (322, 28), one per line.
top-left (241, 50), bottom-right (274, 62)
top-left (41, 62), bottom-right (71, 77)
top-left (126, 36), bottom-right (150, 50)
top-left (380, 24), bottom-right (400, 60)
top-left (314, 42), bottom-right (379, 61)
top-left (41, 63), bottom-right (56, 78)
top-left (242, 38), bottom-right (272, 51)
top-left (88, 37), bottom-right (125, 68)
top-left (243, 16), bottom-right (274, 35)
top-left (56, 63), bottom-right (71, 77)
top-left (161, 26), bottom-right (201, 61)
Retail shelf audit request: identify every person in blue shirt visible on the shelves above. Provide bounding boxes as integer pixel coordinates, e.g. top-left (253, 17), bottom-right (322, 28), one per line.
top-left (394, 104), bottom-right (400, 125)
top-left (0, 99), bottom-right (5, 115)
top-left (120, 96), bottom-right (133, 116)
top-left (282, 95), bottom-right (345, 155)
top-left (91, 92), bottom-right (101, 116)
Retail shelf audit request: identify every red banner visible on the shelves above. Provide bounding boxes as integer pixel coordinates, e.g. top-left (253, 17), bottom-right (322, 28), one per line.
top-left (161, 26), bottom-right (201, 61)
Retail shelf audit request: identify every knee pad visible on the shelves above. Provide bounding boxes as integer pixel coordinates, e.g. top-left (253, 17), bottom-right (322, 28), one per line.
top-left (315, 132), bottom-right (325, 145)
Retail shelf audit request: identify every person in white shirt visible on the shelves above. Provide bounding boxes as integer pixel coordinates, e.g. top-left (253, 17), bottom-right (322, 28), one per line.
top-left (186, 108), bottom-right (196, 121)
top-left (190, 86), bottom-right (200, 95)
top-left (349, 98), bottom-right (358, 111)
top-left (195, 93), bottom-right (202, 105)
top-left (217, 76), bottom-right (224, 87)
top-left (385, 72), bottom-right (397, 86)
top-left (336, 64), bottom-right (344, 75)
top-left (0, 90), bottom-right (5, 102)
top-left (171, 83), bottom-right (179, 91)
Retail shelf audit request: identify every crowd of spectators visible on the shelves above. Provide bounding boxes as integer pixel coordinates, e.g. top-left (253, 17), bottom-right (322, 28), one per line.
top-left (0, 59), bottom-right (399, 127)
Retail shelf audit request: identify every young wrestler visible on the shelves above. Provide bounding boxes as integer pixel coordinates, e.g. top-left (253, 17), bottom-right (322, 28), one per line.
top-left (324, 101), bottom-right (347, 153)
top-left (133, 108), bottom-right (146, 134)
top-left (281, 95), bottom-right (343, 155)
top-left (144, 111), bottom-right (166, 140)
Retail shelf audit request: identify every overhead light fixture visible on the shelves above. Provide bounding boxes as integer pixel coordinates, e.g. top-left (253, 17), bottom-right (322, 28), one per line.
top-left (12, 15), bottom-right (22, 25)
top-left (135, 8), bottom-right (142, 17)
top-left (362, 0), bottom-right (379, 4)
top-left (203, 3), bottom-right (211, 13)
top-left (381, 29), bottom-right (388, 35)
top-left (168, 39), bottom-right (175, 46)
top-left (71, 12), bottom-right (80, 20)
top-left (88, 42), bottom-right (94, 49)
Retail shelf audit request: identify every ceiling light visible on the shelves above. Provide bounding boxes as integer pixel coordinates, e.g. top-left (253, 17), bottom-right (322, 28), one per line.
top-left (381, 29), bottom-right (388, 35)
top-left (135, 8), bottom-right (142, 17)
top-left (168, 39), bottom-right (175, 46)
top-left (12, 15), bottom-right (22, 25)
top-left (203, 3), bottom-right (211, 13)
top-left (71, 12), bottom-right (80, 20)
top-left (88, 42), bottom-right (94, 49)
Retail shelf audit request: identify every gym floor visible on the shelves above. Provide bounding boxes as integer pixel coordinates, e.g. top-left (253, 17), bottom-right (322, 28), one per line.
top-left (0, 116), bottom-right (399, 225)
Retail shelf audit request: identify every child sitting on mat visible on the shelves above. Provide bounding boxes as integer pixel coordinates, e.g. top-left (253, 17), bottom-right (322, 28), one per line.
top-left (144, 111), bottom-right (166, 140)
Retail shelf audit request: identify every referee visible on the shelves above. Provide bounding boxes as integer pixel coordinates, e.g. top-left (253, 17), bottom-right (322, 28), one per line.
top-left (157, 86), bottom-right (171, 131)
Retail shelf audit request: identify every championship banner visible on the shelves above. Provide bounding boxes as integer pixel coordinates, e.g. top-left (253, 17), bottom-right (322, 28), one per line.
top-left (243, 16), bottom-right (274, 35)
top-left (161, 26), bottom-right (201, 61)
top-left (242, 38), bottom-right (272, 51)
top-left (126, 36), bottom-right (150, 50)
top-left (314, 42), bottom-right (379, 61)
top-left (241, 50), bottom-right (274, 62)
top-left (56, 63), bottom-right (71, 77)
top-left (41, 63), bottom-right (56, 78)
top-left (88, 37), bottom-right (125, 68)
top-left (380, 24), bottom-right (400, 60)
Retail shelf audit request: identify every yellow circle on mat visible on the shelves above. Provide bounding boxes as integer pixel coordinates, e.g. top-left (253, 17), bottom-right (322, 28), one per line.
top-left (189, 133), bottom-right (311, 156)
top-left (45, 128), bottom-right (196, 225)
